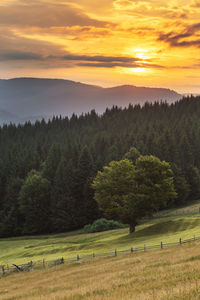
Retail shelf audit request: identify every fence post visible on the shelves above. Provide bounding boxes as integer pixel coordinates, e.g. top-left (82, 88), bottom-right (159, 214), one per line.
top-left (199, 207), bottom-right (200, 214)
top-left (61, 257), bottom-right (64, 264)
top-left (179, 238), bottom-right (182, 245)
top-left (115, 249), bottom-right (117, 256)
top-left (77, 255), bottom-right (80, 261)
top-left (2, 266), bottom-right (5, 275)
top-left (93, 253), bottom-right (95, 258)
top-left (161, 241), bottom-right (163, 249)
top-left (131, 247), bottom-right (133, 253)
top-left (30, 261), bottom-right (33, 269)
top-left (43, 259), bottom-right (45, 268)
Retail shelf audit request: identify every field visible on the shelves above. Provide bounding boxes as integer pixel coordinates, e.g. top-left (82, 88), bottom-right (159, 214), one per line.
top-left (1, 201), bottom-right (200, 299)
top-left (1, 201), bottom-right (200, 266)
top-left (2, 239), bottom-right (200, 299)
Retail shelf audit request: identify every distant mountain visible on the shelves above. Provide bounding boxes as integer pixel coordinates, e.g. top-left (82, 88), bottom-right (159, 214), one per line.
top-left (0, 109), bottom-right (46, 125)
top-left (0, 78), bottom-right (182, 124)
top-left (0, 109), bottom-right (20, 124)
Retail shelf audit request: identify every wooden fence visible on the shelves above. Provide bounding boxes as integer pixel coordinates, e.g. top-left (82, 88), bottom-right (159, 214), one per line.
top-left (1, 234), bottom-right (200, 277)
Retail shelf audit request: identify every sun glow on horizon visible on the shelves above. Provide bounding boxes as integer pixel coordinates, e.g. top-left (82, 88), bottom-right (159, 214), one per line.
top-left (128, 48), bottom-right (151, 61)
top-left (1, 0), bottom-right (200, 93)
top-left (131, 67), bottom-right (146, 73)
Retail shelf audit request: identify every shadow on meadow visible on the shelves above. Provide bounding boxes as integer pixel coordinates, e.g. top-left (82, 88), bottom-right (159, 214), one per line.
top-left (116, 217), bottom-right (200, 244)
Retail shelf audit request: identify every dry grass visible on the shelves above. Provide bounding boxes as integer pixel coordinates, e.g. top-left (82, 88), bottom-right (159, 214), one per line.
top-left (154, 199), bottom-right (200, 217)
top-left (1, 241), bottom-right (200, 299)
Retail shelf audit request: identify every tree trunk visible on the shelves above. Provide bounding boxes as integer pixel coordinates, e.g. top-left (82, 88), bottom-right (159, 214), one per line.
top-left (129, 223), bottom-right (135, 234)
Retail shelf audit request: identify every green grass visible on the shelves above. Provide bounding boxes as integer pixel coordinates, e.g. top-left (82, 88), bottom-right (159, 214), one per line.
top-left (1, 210), bottom-right (200, 266)
top-left (2, 201), bottom-right (200, 299)
top-left (154, 199), bottom-right (200, 217)
top-left (2, 239), bottom-right (200, 299)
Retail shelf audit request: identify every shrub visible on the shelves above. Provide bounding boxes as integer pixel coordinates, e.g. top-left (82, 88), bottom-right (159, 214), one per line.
top-left (83, 218), bottom-right (125, 233)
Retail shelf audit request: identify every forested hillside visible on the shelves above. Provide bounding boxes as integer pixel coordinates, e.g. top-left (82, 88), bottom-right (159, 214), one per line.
top-left (0, 96), bottom-right (200, 237)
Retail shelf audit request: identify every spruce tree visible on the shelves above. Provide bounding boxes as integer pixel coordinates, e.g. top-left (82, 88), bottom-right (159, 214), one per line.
top-left (185, 166), bottom-right (200, 200)
top-left (42, 144), bottom-right (61, 182)
top-left (75, 146), bottom-right (99, 227)
top-left (53, 156), bottom-right (76, 232)
top-left (18, 170), bottom-right (51, 234)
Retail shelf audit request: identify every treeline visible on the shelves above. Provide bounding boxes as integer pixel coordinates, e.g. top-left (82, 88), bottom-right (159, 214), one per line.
top-left (0, 96), bottom-right (200, 237)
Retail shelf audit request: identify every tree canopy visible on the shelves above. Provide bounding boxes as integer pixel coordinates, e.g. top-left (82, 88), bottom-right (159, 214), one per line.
top-left (92, 155), bottom-right (177, 233)
top-left (18, 170), bottom-right (51, 234)
top-left (0, 96), bottom-right (199, 236)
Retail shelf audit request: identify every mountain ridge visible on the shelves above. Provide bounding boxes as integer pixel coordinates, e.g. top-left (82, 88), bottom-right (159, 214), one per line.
top-left (0, 78), bottom-right (182, 124)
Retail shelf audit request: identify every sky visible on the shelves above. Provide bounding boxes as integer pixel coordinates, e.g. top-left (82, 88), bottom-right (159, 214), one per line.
top-left (1, 0), bottom-right (200, 93)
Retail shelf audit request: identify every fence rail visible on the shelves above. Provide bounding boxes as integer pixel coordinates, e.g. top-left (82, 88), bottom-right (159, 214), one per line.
top-left (1, 234), bottom-right (200, 277)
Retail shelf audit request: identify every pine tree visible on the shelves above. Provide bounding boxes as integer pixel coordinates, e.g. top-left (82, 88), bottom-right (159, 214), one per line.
top-left (185, 166), bottom-right (200, 200)
top-left (53, 156), bottom-right (76, 232)
top-left (0, 177), bottom-right (23, 236)
top-left (19, 170), bottom-right (51, 234)
top-left (74, 146), bottom-right (99, 227)
top-left (172, 164), bottom-right (190, 205)
top-left (42, 144), bottom-right (61, 182)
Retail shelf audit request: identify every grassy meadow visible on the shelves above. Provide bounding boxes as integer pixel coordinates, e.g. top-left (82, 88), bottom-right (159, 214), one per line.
top-left (1, 201), bottom-right (200, 299)
top-left (2, 239), bottom-right (200, 299)
top-left (1, 201), bottom-right (200, 266)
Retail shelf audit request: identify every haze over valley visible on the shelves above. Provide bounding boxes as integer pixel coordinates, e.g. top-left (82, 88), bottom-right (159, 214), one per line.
top-left (0, 78), bottom-right (181, 124)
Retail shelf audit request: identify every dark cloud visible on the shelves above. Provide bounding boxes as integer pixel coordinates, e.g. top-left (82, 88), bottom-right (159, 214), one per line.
top-left (0, 51), bottom-right (42, 61)
top-left (158, 23), bottom-right (200, 47)
top-left (1, 52), bottom-right (143, 64)
top-left (49, 54), bottom-right (146, 69)
top-left (0, 3), bottom-right (111, 28)
top-left (77, 62), bottom-right (140, 68)
top-left (0, 26), bottom-right (71, 69)
top-left (57, 55), bottom-right (164, 69)
top-left (76, 62), bottom-right (164, 69)
top-left (0, 47), bottom-right (164, 70)
top-left (56, 55), bottom-right (140, 63)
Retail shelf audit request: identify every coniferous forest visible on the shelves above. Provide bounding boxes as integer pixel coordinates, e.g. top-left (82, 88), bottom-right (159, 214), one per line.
top-left (0, 96), bottom-right (200, 237)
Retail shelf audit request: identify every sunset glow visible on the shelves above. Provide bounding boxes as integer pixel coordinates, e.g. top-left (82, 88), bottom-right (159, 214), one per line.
top-left (1, 0), bottom-right (200, 93)
top-left (131, 68), bottom-right (146, 73)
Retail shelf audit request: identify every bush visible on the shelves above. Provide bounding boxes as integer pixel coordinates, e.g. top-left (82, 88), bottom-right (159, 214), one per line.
top-left (83, 218), bottom-right (125, 233)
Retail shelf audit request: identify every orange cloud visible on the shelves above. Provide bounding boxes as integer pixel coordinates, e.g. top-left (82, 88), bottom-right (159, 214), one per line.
top-left (1, 0), bottom-right (200, 93)
top-left (0, 2), bottom-right (111, 28)
top-left (158, 22), bottom-right (200, 48)
top-left (191, 0), bottom-right (200, 8)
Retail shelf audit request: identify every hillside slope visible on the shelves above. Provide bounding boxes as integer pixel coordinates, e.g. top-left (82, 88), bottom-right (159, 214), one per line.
top-left (1, 202), bottom-right (200, 299)
top-left (1, 238), bottom-right (200, 299)
top-left (0, 78), bottom-right (182, 124)
top-left (1, 200), bottom-right (200, 266)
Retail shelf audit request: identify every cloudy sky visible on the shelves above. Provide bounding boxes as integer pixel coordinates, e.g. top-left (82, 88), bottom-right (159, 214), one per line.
top-left (1, 0), bottom-right (200, 93)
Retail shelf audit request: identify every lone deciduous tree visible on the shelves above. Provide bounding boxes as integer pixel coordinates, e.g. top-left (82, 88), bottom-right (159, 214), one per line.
top-left (92, 155), bottom-right (176, 233)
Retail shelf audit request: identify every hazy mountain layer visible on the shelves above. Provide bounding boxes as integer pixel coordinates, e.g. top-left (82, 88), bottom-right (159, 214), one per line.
top-left (0, 78), bottom-right (182, 124)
